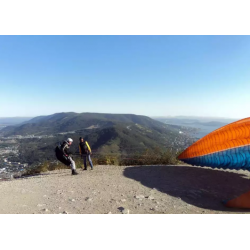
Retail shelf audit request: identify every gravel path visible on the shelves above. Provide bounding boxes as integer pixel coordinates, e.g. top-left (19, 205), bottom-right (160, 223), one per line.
top-left (1, 165), bottom-right (250, 214)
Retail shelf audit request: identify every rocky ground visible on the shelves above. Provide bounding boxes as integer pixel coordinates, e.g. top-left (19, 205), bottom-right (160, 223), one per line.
top-left (1, 164), bottom-right (250, 214)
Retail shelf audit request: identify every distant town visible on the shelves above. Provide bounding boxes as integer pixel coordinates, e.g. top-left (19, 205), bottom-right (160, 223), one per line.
top-left (0, 144), bottom-right (27, 179)
top-left (0, 132), bottom-right (76, 178)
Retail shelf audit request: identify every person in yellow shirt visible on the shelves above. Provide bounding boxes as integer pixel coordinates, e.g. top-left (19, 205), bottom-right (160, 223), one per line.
top-left (79, 137), bottom-right (94, 170)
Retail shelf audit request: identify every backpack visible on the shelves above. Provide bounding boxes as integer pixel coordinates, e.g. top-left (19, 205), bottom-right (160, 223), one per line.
top-left (55, 142), bottom-right (62, 154)
top-left (80, 142), bottom-right (89, 154)
top-left (55, 143), bottom-right (71, 166)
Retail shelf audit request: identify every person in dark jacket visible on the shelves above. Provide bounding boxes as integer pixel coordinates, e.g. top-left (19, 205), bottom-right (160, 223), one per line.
top-left (79, 137), bottom-right (94, 170)
top-left (55, 138), bottom-right (79, 175)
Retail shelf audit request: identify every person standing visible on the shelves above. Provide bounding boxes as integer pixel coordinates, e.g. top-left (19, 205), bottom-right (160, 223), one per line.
top-left (79, 137), bottom-right (94, 170)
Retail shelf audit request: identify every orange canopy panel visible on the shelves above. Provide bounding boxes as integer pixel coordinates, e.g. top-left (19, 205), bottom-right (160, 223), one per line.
top-left (178, 118), bottom-right (250, 170)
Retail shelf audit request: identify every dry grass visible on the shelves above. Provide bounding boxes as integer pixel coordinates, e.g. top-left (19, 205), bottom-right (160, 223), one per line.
top-left (20, 147), bottom-right (181, 177)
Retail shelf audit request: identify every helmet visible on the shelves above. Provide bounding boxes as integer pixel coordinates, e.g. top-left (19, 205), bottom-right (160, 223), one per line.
top-left (67, 138), bottom-right (73, 143)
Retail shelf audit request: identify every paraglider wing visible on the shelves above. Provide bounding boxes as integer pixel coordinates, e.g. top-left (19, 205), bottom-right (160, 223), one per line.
top-left (178, 117), bottom-right (250, 171)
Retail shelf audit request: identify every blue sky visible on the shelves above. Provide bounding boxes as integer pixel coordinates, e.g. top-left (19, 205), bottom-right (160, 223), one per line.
top-left (0, 36), bottom-right (250, 118)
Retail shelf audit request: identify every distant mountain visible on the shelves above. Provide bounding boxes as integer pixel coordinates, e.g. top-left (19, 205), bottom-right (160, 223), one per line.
top-left (152, 115), bottom-right (238, 123)
top-left (1, 112), bottom-right (185, 137)
top-left (0, 117), bottom-right (33, 125)
top-left (152, 116), bottom-right (238, 138)
top-left (0, 117), bottom-right (33, 131)
top-left (2, 112), bottom-right (195, 165)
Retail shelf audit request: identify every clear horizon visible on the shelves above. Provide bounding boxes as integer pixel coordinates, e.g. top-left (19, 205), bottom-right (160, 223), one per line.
top-left (1, 36), bottom-right (250, 119)
top-left (0, 112), bottom-right (241, 120)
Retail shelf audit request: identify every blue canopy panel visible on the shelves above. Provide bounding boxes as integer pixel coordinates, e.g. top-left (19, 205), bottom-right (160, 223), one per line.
top-left (181, 145), bottom-right (250, 171)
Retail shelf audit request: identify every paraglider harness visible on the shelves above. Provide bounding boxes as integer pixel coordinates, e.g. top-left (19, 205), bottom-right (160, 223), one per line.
top-left (55, 141), bottom-right (72, 166)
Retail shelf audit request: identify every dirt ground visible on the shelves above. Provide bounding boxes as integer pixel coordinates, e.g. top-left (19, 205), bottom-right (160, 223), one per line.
top-left (1, 165), bottom-right (250, 214)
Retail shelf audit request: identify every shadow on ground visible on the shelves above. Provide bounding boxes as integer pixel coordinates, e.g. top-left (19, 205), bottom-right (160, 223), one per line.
top-left (123, 165), bottom-right (250, 212)
top-left (14, 170), bottom-right (70, 180)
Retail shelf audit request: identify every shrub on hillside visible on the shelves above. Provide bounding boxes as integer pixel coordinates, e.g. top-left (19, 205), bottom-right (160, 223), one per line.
top-left (19, 147), bottom-right (181, 177)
